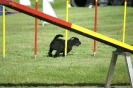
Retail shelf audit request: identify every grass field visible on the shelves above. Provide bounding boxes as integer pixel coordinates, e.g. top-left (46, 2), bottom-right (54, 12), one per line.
top-left (0, 0), bottom-right (133, 88)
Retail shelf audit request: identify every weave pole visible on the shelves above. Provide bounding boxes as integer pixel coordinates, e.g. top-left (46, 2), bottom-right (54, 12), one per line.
top-left (122, 0), bottom-right (127, 42)
top-left (34, 0), bottom-right (38, 59)
top-left (64, 0), bottom-right (69, 57)
top-left (2, 6), bottom-right (6, 59)
top-left (93, 0), bottom-right (98, 56)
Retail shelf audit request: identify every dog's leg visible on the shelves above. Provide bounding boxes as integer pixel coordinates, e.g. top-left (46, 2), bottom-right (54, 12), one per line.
top-left (54, 50), bottom-right (61, 58)
top-left (48, 47), bottom-right (53, 57)
top-left (62, 53), bottom-right (65, 57)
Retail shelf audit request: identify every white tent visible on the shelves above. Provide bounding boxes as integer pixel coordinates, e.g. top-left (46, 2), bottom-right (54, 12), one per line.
top-left (48, 0), bottom-right (54, 2)
top-left (42, 0), bottom-right (57, 26)
top-left (20, 0), bottom-right (31, 6)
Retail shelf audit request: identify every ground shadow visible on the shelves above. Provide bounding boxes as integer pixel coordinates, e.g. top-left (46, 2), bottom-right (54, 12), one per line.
top-left (0, 83), bottom-right (130, 87)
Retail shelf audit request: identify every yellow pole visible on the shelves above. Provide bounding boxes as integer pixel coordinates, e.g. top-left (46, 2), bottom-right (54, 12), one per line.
top-left (2, 6), bottom-right (6, 59)
top-left (122, 0), bottom-right (127, 43)
top-left (65, 0), bottom-right (69, 57)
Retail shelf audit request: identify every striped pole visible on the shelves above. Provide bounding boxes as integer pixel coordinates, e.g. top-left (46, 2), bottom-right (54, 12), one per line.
top-left (34, 0), bottom-right (38, 59)
top-left (65, 0), bottom-right (69, 57)
top-left (93, 0), bottom-right (98, 56)
top-left (2, 6), bottom-right (6, 59)
top-left (122, 0), bottom-right (127, 43)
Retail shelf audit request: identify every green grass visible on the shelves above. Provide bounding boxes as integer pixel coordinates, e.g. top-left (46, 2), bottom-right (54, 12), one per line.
top-left (0, 0), bottom-right (133, 87)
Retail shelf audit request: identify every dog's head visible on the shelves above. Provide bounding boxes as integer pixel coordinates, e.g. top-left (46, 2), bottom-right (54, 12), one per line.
top-left (69, 37), bottom-right (81, 46)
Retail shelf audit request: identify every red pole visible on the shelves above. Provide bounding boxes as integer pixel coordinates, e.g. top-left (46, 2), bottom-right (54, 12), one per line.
top-left (93, 0), bottom-right (98, 56)
top-left (34, 0), bottom-right (38, 59)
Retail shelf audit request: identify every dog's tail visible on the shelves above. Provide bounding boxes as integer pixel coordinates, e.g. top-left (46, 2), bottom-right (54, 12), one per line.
top-left (54, 34), bottom-right (63, 39)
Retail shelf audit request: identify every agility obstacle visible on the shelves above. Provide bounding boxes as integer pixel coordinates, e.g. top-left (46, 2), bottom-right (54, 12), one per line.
top-left (20, 0), bottom-right (31, 6)
top-left (64, 0), bottom-right (69, 57)
top-left (2, 6), bottom-right (6, 59)
top-left (0, 0), bottom-right (133, 87)
top-left (0, 0), bottom-right (133, 54)
top-left (122, 0), bottom-right (127, 43)
top-left (34, 0), bottom-right (57, 58)
top-left (42, 0), bottom-right (57, 25)
top-left (34, 0), bottom-right (38, 59)
top-left (93, 0), bottom-right (98, 56)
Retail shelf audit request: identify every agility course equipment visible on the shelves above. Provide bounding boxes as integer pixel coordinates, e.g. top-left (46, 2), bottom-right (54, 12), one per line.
top-left (48, 0), bottom-right (54, 2)
top-left (34, 0), bottom-right (38, 59)
top-left (93, 0), bottom-right (98, 56)
top-left (109, 0), bottom-right (124, 5)
top-left (1, 5), bottom-right (17, 59)
top-left (0, 5), bottom-right (17, 15)
top-left (70, 0), bottom-right (109, 7)
top-left (0, 0), bottom-right (133, 58)
top-left (42, 0), bottom-right (57, 26)
top-left (0, 0), bottom-right (133, 87)
top-left (70, 0), bottom-right (94, 7)
top-left (64, 0), bottom-right (69, 57)
top-left (19, 0), bottom-right (31, 6)
top-left (122, 0), bottom-right (127, 43)
top-left (70, 0), bottom-right (133, 6)
top-left (105, 51), bottom-right (133, 87)
top-left (2, 6), bottom-right (6, 59)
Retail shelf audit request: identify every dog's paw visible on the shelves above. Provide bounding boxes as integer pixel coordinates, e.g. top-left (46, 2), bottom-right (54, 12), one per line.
top-left (53, 55), bottom-right (57, 58)
top-left (54, 54), bottom-right (60, 58)
top-left (47, 54), bottom-right (53, 57)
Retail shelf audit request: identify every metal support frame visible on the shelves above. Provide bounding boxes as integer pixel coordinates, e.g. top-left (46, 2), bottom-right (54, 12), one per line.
top-left (105, 51), bottom-right (133, 88)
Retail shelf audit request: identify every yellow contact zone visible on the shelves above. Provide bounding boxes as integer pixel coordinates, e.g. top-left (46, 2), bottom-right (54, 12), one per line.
top-left (71, 24), bottom-right (133, 51)
top-left (36, 0), bottom-right (38, 2)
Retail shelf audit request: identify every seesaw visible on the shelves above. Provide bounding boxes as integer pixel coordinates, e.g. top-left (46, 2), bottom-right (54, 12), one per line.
top-left (0, 0), bottom-right (133, 87)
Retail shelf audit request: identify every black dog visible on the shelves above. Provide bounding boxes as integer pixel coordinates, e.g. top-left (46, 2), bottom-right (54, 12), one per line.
top-left (48, 34), bottom-right (81, 58)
